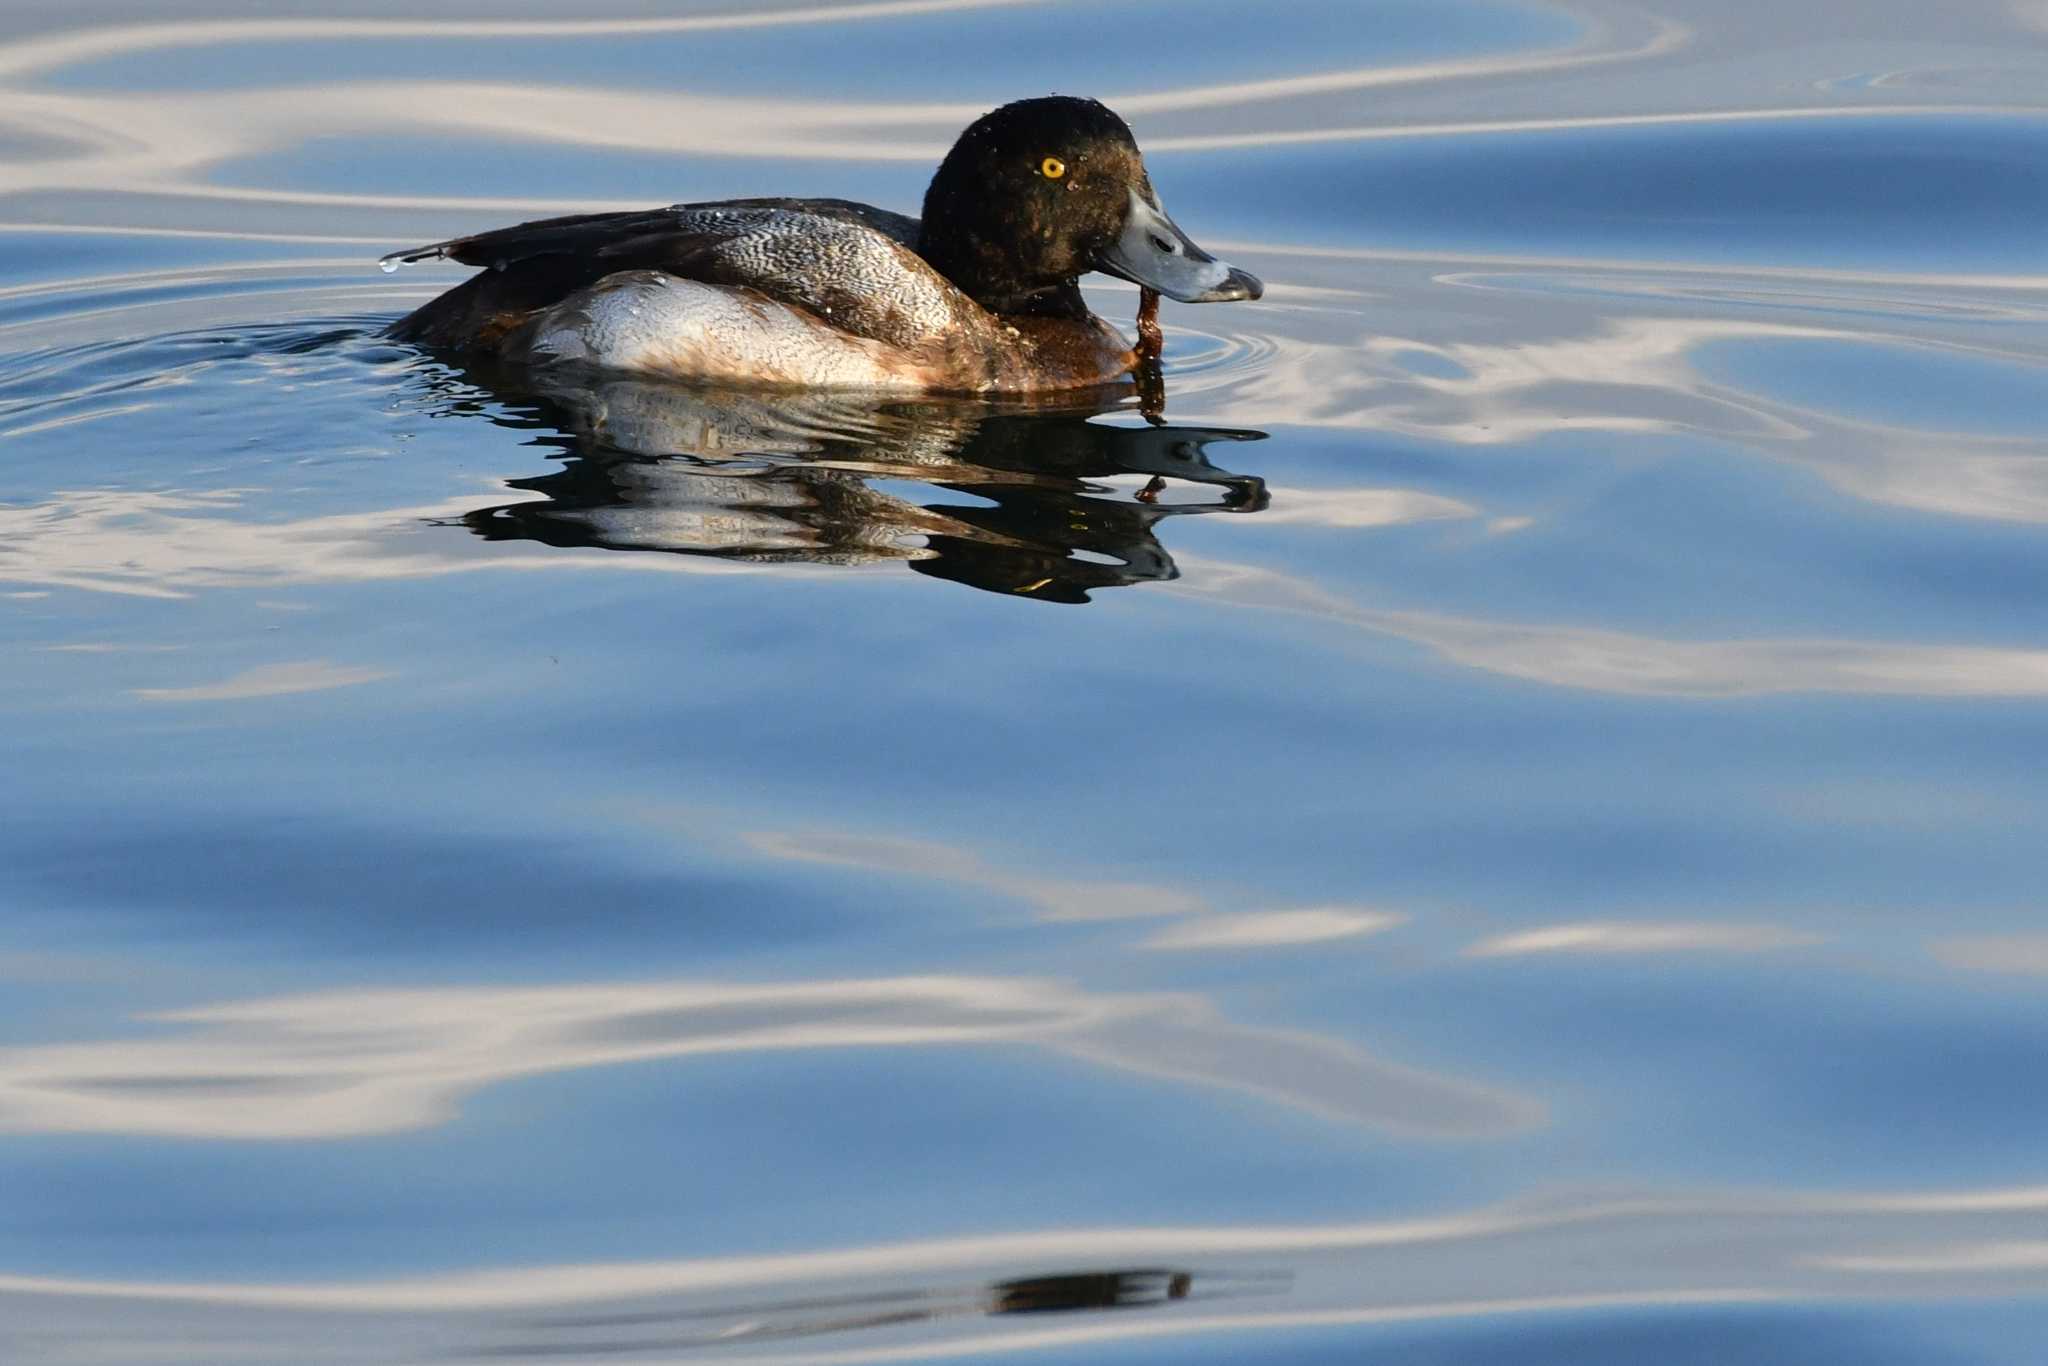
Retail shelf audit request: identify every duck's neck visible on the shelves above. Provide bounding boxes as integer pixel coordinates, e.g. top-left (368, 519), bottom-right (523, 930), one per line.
top-left (917, 221), bottom-right (1089, 320)
top-left (921, 241), bottom-right (1089, 321)
top-left (969, 277), bottom-right (1091, 320)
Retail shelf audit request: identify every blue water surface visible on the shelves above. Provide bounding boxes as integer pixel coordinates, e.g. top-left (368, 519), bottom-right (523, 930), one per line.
top-left (3, 2), bottom-right (2048, 1363)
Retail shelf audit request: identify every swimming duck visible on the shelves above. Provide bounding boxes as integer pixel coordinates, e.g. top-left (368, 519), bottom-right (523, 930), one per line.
top-left (382, 96), bottom-right (1261, 393)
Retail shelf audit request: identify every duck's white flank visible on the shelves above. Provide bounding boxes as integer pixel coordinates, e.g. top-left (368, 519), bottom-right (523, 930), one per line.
top-left (513, 271), bottom-right (942, 390)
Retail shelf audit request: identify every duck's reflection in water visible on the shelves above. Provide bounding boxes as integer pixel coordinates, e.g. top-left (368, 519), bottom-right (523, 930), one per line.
top-left (449, 367), bottom-right (1268, 602)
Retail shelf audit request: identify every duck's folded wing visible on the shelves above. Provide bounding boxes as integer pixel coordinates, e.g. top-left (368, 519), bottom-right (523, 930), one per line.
top-left (382, 198), bottom-right (918, 270)
top-left (382, 208), bottom-right (685, 271)
top-left (384, 199), bottom-right (968, 354)
top-left (592, 208), bottom-right (980, 354)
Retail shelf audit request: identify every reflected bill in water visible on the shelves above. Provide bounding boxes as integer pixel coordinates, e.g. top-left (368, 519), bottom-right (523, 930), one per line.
top-left (440, 364), bottom-right (1268, 603)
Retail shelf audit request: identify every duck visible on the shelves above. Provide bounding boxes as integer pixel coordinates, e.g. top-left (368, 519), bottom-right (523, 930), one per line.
top-left (381, 96), bottom-right (1261, 394)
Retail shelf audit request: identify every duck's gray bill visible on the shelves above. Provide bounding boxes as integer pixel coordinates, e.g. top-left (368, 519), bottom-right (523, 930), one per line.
top-left (1097, 188), bottom-right (1262, 304)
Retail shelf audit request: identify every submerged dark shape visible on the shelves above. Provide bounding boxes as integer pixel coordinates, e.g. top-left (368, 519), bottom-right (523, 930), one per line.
top-left (492, 1267), bottom-right (1287, 1355)
top-left (988, 1268), bottom-right (1194, 1313)
top-left (382, 96), bottom-right (1261, 394)
top-left (444, 363), bottom-right (1267, 604)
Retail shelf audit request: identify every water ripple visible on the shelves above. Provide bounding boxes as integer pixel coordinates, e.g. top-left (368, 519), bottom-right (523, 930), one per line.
top-left (7, 5), bottom-right (2048, 1362)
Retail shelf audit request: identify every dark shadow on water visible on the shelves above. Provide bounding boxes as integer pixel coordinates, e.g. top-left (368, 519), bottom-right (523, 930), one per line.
top-left (434, 360), bottom-right (1268, 603)
top-left (482, 1267), bottom-right (1288, 1356)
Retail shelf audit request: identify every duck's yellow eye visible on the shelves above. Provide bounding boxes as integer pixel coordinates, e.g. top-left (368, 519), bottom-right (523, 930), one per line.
top-left (1040, 156), bottom-right (1066, 179)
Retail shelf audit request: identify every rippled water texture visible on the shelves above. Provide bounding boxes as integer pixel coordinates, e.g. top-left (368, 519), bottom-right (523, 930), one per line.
top-left (5, 3), bottom-right (2048, 1362)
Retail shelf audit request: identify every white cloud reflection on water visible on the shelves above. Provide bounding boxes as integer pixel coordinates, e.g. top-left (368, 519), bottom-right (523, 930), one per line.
top-left (1169, 555), bottom-right (2048, 698)
top-left (9, 483), bottom-right (2048, 698)
top-left (1175, 294), bottom-right (2048, 525)
top-left (0, 488), bottom-right (788, 599)
top-left (1466, 922), bottom-right (1824, 957)
top-left (0, 94), bottom-right (2022, 215)
top-left (0, 973), bottom-right (1536, 1140)
top-left (1932, 935), bottom-right (2048, 975)
top-left (744, 830), bottom-right (1208, 921)
top-left (130, 659), bottom-right (392, 702)
top-left (1815, 1241), bottom-right (2048, 1273)
top-left (1145, 908), bottom-right (1405, 951)
top-left (0, 0), bottom-right (1044, 80)
top-left (1250, 486), bottom-right (1478, 527)
top-left (0, 0), bottom-right (2029, 224)
top-left (0, 1), bottom-right (1650, 212)
top-left (748, 827), bottom-right (1414, 948)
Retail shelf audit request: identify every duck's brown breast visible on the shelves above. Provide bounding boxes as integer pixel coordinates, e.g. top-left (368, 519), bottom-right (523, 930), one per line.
top-left (973, 313), bottom-right (1137, 393)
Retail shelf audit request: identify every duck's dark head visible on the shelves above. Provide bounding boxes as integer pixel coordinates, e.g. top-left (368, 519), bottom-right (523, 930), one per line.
top-left (919, 96), bottom-right (1262, 316)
